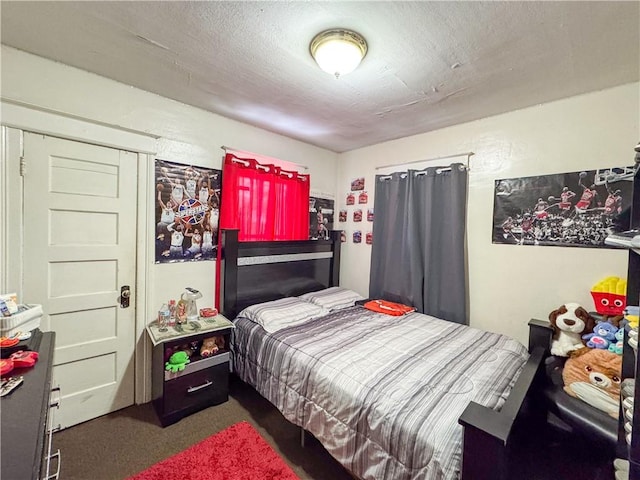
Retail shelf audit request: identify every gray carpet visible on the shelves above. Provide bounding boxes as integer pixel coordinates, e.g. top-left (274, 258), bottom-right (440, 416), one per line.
top-left (52, 376), bottom-right (353, 480)
top-left (53, 376), bottom-right (612, 480)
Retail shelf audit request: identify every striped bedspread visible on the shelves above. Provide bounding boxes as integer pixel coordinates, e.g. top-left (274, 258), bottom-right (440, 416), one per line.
top-left (232, 306), bottom-right (528, 480)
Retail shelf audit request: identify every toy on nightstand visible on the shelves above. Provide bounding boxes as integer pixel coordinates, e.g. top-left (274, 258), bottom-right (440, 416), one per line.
top-left (165, 351), bottom-right (190, 372)
top-left (176, 300), bottom-right (187, 325)
top-left (199, 308), bottom-right (218, 318)
top-left (200, 337), bottom-right (219, 357)
top-left (200, 335), bottom-right (225, 357)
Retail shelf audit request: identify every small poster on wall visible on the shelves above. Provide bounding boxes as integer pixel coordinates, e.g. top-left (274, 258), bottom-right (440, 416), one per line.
top-left (155, 159), bottom-right (221, 263)
top-left (339, 209), bottom-right (347, 222)
top-left (492, 166), bottom-right (634, 248)
top-left (346, 193), bottom-right (355, 205)
top-left (340, 231), bottom-right (347, 243)
top-left (353, 230), bottom-right (362, 243)
top-left (309, 196), bottom-right (334, 240)
top-left (353, 209), bottom-right (363, 222)
top-left (367, 208), bottom-right (374, 222)
top-left (358, 191), bottom-right (368, 204)
top-left (351, 177), bottom-right (365, 191)
top-left (366, 231), bottom-right (373, 245)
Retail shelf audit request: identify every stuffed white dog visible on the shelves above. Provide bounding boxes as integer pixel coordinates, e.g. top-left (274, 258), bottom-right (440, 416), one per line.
top-left (549, 302), bottom-right (596, 357)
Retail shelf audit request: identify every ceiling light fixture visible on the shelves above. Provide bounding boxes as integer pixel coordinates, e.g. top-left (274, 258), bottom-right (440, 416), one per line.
top-left (310, 29), bottom-right (368, 79)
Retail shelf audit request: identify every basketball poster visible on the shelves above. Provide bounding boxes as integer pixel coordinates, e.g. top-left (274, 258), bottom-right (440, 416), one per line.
top-left (309, 196), bottom-right (334, 240)
top-left (492, 166), bottom-right (634, 248)
top-left (155, 159), bottom-right (222, 263)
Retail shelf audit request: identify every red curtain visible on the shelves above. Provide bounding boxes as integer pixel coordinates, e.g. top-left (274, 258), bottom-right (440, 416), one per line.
top-left (215, 153), bottom-right (310, 309)
top-left (219, 153), bottom-right (310, 241)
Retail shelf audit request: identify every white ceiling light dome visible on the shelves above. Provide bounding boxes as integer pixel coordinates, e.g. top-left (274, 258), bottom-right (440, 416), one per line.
top-left (310, 29), bottom-right (368, 78)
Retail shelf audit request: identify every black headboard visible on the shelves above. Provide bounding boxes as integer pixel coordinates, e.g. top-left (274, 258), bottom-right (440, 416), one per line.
top-left (219, 229), bottom-right (341, 318)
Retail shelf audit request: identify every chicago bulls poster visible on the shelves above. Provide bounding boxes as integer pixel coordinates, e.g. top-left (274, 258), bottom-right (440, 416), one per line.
top-left (492, 166), bottom-right (633, 248)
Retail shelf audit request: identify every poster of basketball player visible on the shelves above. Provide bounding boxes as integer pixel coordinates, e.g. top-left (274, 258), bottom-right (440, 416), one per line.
top-left (309, 196), bottom-right (334, 240)
top-left (155, 159), bottom-right (222, 263)
top-left (492, 166), bottom-right (634, 248)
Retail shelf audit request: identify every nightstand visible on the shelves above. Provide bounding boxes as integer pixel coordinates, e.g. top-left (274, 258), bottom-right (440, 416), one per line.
top-left (147, 315), bottom-right (234, 427)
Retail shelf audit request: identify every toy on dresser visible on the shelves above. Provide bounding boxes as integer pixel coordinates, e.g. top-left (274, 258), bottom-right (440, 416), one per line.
top-left (549, 303), bottom-right (596, 357)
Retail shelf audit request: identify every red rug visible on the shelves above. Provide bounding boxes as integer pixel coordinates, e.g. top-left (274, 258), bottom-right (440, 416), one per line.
top-left (128, 421), bottom-right (300, 480)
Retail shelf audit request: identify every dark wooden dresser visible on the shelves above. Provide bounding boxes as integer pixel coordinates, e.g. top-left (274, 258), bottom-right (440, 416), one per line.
top-left (1, 330), bottom-right (57, 480)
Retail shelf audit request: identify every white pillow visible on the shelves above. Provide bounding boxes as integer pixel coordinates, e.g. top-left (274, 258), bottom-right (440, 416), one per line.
top-left (238, 297), bottom-right (328, 333)
top-left (299, 287), bottom-right (364, 311)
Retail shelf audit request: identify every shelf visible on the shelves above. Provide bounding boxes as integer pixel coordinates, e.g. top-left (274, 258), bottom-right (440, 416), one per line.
top-left (605, 230), bottom-right (640, 249)
top-left (165, 351), bottom-right (229, 381)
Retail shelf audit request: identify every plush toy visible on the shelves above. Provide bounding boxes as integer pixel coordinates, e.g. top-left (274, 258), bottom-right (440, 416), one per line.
top-left (563, 347), bottom-right (622, 418)
top-left (608, 328), bottom-right (624, 355)
top-left (165, 351), bottom-right (190, 372)
top-left (548, 303), bottom-right (596, 357)
top-left (200, 335), bottom-right (225, 357)
top-left (625, 306), bottom-right (639, 329)
top-left (200, 337), bottom-right (219, 357)
top-left (591, 276), bottom-right (627, 316)
top-left (214, 335), bottom-right (225, 350)
top-left (582, 322), bottom-right (618, 349)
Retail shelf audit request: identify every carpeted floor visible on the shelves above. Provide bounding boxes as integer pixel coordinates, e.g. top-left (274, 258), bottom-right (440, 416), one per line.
top-left (53, 376), bottom-right (352, 480)
top-left (53, 376), bottom-right (614, 480)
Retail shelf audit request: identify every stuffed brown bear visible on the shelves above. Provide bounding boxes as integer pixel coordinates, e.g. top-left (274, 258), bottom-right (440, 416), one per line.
top-left (562, 347), bottom-right (622, 418)
top-left (199, 337), bottom-right (219, 357)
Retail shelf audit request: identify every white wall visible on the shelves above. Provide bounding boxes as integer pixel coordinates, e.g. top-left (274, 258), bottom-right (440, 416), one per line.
top-left (2, 45), bottom-right (638, 369)
top-left (337, 82), bottom-right (639, 345)
top-left (1, 45), bottom-right (338, 318)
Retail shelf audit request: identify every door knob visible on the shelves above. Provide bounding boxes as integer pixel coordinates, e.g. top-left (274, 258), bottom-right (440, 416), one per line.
top-left (120, 286), bottom-right (131, 308)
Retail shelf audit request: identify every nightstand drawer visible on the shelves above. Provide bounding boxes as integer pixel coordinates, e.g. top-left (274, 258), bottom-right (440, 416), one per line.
top-left (164, 363), bottom-right (228, 414)
top-left (165, 352), bottom-right (230, 381)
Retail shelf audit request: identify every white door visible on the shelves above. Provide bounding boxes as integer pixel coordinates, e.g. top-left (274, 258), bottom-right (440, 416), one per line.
top-left (22, 132), bottom-right (137, 429)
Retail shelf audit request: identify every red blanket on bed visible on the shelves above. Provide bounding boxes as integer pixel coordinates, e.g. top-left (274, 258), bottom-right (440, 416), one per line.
top-left (363, 300), bottom-right (415, 316)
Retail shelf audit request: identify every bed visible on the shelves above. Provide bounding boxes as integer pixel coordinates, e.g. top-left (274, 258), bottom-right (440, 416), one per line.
top-left (219, 229), bottom-right (549, 480)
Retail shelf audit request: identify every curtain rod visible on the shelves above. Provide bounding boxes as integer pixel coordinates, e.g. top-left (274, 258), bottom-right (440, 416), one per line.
top-left (221, 145), bottom-right (309, 170)
top-left (375, 152), bottom-right (474, 171)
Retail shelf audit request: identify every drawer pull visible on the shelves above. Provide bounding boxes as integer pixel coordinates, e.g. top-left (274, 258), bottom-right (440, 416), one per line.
top-left (187, 380), bottom-right (213, 394)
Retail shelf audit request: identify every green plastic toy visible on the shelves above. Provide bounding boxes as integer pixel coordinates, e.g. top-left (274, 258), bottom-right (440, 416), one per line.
top-left (165, 351), bottom-right (190, 373)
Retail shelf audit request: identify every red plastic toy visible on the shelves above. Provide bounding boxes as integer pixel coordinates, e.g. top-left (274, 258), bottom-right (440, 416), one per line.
top-left (199, 308), bottom-right (218, 318)
top-left (9, 350), bottom-right (39, 368)
top-left (0, 359), bottom-right (14, 376)
top-left (0, 337), bottom-right (19, 348)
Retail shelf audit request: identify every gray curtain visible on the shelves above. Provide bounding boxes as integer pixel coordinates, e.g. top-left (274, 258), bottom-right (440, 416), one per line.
top-left (369, 163), bottom-right (468, 324)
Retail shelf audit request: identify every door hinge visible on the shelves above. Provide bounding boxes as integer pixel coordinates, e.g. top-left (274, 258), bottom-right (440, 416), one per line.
top-left (19, 156), bottom-right (26, 177)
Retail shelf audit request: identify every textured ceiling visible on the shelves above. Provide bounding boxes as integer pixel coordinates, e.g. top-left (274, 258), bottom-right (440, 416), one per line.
top-left (1, 1), bottom-right (639, 153)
